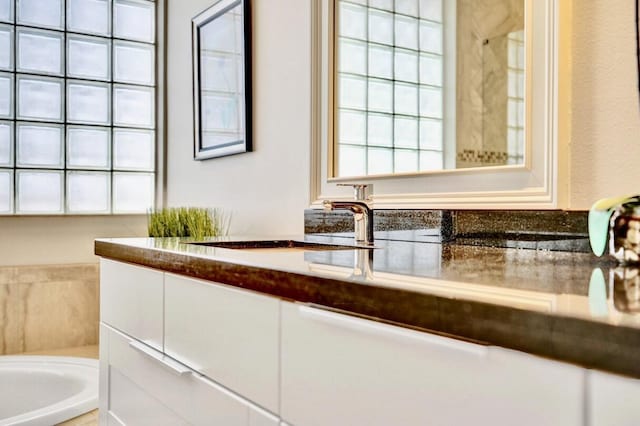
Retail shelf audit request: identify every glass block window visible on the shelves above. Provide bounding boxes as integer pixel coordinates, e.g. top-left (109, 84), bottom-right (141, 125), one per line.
top-left (335, 0), bottom-right (444, 177)
top-left (507, 30), bottom-right (525, 165)
top-left (0, 0), bottom-right (156, 215)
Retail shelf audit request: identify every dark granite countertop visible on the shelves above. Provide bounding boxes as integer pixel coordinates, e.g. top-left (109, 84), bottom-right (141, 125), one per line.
top-left (95, 233), bottom-right (640, 379)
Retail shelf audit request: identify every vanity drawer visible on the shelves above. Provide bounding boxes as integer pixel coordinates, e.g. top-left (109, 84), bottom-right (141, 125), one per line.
top-left (587, 369), bottom-right (640, 425)
top-left (100, 259), bottom-right (163, 350)
top-left (102, 324), bottom-right (260, 425)
top-left (281, 302), bottom-right (583, 426)
top-left (108, 368), bottom-right (184, 426)
top-left (164, 273), bottom-right (281, 414)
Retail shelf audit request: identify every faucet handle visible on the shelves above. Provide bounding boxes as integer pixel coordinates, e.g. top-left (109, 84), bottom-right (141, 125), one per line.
top-left (337, 183), bottom-right (373, 201)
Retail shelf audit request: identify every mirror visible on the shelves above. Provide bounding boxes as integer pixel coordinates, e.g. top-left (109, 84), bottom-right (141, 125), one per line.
top-left (312, 0), bottom-right (560, 208)
top-left (192, 0), bottom-right (252, 160)
top-left (333, 0), bottom-right (525, 177)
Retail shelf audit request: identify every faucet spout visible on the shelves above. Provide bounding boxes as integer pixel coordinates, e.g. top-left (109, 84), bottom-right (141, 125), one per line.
top-left (323, 200), bottom-right (374, 245)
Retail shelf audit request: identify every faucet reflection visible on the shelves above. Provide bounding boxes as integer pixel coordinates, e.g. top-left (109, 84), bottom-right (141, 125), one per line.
top-left (350, 249), bottom-right (374, 280)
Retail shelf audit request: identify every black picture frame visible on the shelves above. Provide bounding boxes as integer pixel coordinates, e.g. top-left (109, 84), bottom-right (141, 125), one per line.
top-left (192, 0), bottom-right (252, 160)
top-left (636, 0), bottom-right (639, 100)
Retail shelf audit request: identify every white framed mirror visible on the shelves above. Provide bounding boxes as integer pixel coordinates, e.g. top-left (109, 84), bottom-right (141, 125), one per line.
top-left (310, 0), bottom-right (566, 209)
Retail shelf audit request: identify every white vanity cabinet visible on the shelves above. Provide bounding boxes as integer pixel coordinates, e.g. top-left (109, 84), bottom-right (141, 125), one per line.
top-left (587, 370), bottom-right (640, 425)
top-left (100, 257), bottom-right (640, 426)
top-left (280, 303), bottom-right (584, 426)
top-left (99, 260), bottom-right (280, 426)
top-left (164, 273), bottom-right (281, 414)
top-left (100, 259), bottom-right (164, 351)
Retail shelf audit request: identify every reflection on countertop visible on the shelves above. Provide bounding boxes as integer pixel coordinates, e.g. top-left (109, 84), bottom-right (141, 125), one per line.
top-left (95, 232), bottom-right (640, 378)
top-left (307, 236), bottom-right (640, 329)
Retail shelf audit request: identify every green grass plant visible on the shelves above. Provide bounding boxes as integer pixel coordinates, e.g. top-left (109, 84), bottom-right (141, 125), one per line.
top-left (148, 207), bottom-right (230, 240)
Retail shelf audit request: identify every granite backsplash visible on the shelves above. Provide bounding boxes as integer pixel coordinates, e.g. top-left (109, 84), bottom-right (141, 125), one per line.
top-left (305, 209), bottom-right (590, 253)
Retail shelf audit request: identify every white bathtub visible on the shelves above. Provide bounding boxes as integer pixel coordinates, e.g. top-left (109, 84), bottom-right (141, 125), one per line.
top-left (0, 356), bottom-right (98, 426)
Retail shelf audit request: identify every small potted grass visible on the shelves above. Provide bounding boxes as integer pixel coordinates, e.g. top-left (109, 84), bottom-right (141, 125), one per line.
top-left (148, 207), bottom-right (230, 240)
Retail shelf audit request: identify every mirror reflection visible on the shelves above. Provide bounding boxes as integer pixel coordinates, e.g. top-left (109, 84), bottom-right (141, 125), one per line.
top-left (334, 0), bottom-right (525, 177)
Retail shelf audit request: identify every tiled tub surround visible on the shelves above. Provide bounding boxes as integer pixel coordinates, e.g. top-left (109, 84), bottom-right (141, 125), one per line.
top-left (96, 236), bottom-right (638, 379)
top-left (0, 264), bottom-right (99, 354)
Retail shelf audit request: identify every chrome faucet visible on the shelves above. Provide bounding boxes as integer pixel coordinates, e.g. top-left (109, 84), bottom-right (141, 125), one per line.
top-left (323, 184), bottom-right (374, 245)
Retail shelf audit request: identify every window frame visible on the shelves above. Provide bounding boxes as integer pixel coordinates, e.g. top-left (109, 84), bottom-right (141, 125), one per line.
top-left (0, 0), bottom-right (164, 216)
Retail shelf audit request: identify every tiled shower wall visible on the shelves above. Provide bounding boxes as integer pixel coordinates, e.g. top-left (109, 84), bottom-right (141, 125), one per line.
top-left (0, 264), bottom-right (99, 355)
top-left (456, 0), bottom-right (524, 167)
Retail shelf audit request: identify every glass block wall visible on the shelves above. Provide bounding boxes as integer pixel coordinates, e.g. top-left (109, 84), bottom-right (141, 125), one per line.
top-left (507, 30), bottom-right (524, 165)
top-left (336, 0), bottom-right (444, 177)
top-left (0, 0), bottom-right (156, 215)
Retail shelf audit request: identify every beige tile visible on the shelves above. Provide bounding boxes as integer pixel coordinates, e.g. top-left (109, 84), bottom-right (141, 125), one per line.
top-left (0, 281), bottom-right (22, 354)
top-left (0, 266), bottom-right (16, 285)
top-left (14, 264), bottom-right (99, 353)
top-left (22, 344), bottom-right (99, 359)
top-left (21, 278), bottom-right (99, 352)
top-left (56, 409), bottom-right (98, 426)
top-left (15, 264), bottom-right (99, 285)
top-left (0, 264), bottom-right (100, 355)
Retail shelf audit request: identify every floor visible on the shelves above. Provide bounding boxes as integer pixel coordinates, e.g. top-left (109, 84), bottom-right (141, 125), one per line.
top-left (21, 344), bottom-right (99, 426)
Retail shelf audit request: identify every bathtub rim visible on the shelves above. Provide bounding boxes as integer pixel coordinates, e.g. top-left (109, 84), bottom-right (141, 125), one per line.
top-left (0, 355), bottom-right (98, 426)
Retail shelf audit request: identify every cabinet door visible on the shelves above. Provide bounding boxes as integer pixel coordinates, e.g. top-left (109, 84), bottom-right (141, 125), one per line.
top-left (281, 302), bottom-right (584, 426)
top-left (101, 324), bottom-right (252, 426)
top-left (164, 273), bottom-right (280, 414)
top-left (588, 369), bottom-right (640, 425)
top-left (249, 406), bottom-right (280, 426)
top-left (108, 368), bottom-right (186, 425)
top-left (100, 259), bottom-right (163, 350)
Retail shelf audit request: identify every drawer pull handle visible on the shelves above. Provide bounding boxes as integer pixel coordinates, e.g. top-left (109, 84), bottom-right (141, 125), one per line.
top-left (299, 305), bottom-right (488, 357)
top-left (128, 341), bottom-right (192, 376)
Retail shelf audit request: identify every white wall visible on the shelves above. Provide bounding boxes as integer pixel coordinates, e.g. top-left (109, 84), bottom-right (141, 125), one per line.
top-left (165, 0), bottom-right (311, 236)
top-left (569, 0), bottom-right (640, 209)
top-left (0, 216), bottom-right (148, 266)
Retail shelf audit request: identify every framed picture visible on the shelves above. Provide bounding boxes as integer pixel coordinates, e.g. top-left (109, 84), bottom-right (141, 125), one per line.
top-left (636, 0), bottom-right (639, 97)
top-left (192, 0), bottom-right (252, 160)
